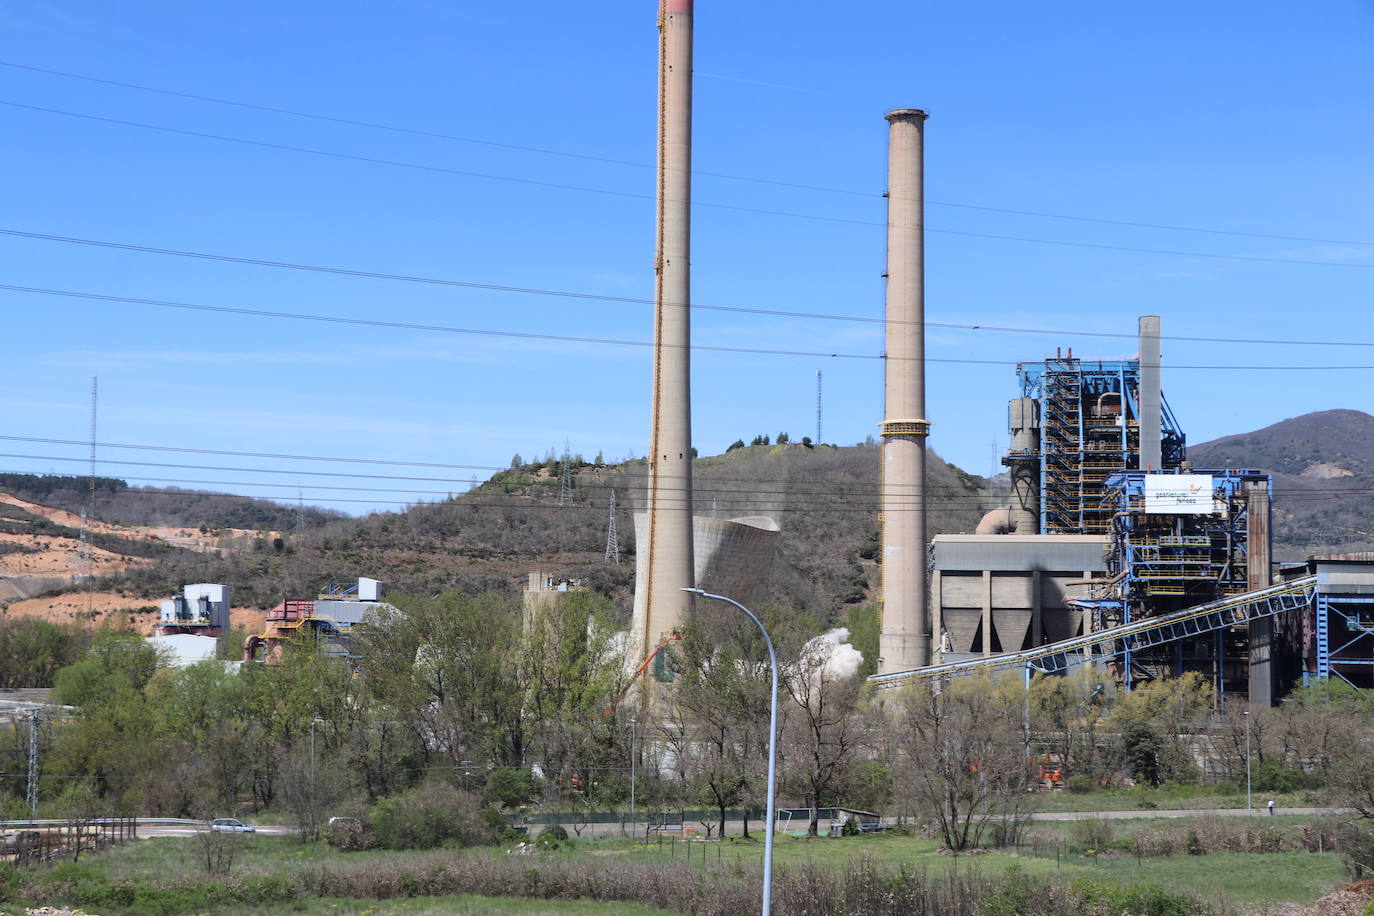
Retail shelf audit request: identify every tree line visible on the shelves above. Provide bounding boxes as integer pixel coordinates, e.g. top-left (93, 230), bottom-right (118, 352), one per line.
top-left (5, 591), bottom-right (1372, 867)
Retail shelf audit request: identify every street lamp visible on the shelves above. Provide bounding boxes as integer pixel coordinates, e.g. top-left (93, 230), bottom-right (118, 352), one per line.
top-left (1243, 710), bottom-right (1252, 814)
top-left (628, 719), bottom-right (637, 838)
top-left (682, 588), bottom-right (779, 916)
top-left (310, 716), bottom-right (324, 782)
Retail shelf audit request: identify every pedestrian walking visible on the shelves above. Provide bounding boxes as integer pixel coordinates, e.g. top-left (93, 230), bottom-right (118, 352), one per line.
top-left (1267, 799), bottom-right (1275, 816)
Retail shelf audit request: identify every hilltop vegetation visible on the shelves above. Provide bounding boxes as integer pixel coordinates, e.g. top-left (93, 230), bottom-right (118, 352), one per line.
top-left (10, 408), bottom-right (1374, 612)
top-left (1188, 409), bottom-right (1374, 558)
top-left (82, 440), bottom-right (1000, 620)
top-left (0, 473), bottom-right (343, 532)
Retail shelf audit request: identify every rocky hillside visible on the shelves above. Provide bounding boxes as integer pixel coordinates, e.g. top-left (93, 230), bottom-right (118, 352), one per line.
top-left (1188, 409), bottom-right (1374, 559)
top-left (2, 443), bottom-right (1002, 629)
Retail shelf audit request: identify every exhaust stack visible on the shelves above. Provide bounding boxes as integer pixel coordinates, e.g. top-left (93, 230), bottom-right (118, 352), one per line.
top-left (639, 0), bottom-right (696, 660)
top-left (877, 109), bottom-right (931, 674)
top-left (1138, 315), bottom-right (1162, 470)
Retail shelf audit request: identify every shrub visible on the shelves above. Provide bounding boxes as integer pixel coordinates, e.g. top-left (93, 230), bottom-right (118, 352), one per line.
top-left (368, 782), bottom-right (491, 850)
top-left (1070, 877), bottom-right (1200, 916)
top-left (324, 817), bottom-right (374, 851)
top-left (1131, 818), bottom-right (1295, 858)
top-left (536, 824), bottom-right (569, 849)
top-left (1253, 759), bottom-right (1319, 793)
top-left (486, 767), bottom-right (538, 808)
top-left (1070, 818), bottom-right (1115, 852)
top-left (1065, 773), bottom-right (1097, 794)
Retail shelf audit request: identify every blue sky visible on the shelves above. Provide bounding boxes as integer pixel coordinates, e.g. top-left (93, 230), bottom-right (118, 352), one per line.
top-left (2, 1), bottom-right (1372, 515)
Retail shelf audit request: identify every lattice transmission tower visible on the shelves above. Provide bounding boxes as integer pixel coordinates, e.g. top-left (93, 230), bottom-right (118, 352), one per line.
top-left (604, 489), bottom-right (620, 564)
top-left (559, 442), bottom-right (574, 505)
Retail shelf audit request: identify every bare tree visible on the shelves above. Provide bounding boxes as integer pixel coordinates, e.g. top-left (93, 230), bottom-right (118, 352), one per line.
top-left (890, 674), bottom-right (1034, 852)
top-left (280, 743), bottom-right (330, 842)
top-left (783, 634), bottom-right (863, 837)
top-left (193, 819), bottom-right (241, 876)
top-left (62, 781), bottom-right (105, 864)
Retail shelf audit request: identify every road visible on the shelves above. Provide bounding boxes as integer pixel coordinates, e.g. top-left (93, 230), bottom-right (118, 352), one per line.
top-left (1028, 806), bottom-right (1346, 821)
top-left (135, 822), bottom-right (295, 838)
top-left (523, 807), bottom-right (1352, 839)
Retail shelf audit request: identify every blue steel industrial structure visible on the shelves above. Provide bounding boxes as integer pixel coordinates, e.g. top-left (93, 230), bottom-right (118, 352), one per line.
top-left (875, 323), bottom-right (1374, 702)
top-left (1016, 357), bottom-right (1186, 535)
top-left (1086, 469), bottom-right (1274, 692)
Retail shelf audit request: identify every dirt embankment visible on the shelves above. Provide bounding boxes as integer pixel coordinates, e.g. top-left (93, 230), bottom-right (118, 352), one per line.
top-left (2, 591), bottom-right (267, 636)
top-left (1, 490), bottom-right (278, 635)
top-left (0, 492), bottom-right (279, 553)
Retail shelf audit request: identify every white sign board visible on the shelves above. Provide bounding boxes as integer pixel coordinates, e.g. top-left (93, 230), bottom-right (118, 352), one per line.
top-left (1144, 474), bottom-right (1215, 515)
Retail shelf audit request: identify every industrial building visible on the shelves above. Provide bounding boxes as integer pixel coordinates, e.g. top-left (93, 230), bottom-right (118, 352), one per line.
top-left (149, 583), bottom-right (232, 667)
top-left (243, 576), bottom-right (394, 663)
top-left (877, 314), bottom-right (1374, 703)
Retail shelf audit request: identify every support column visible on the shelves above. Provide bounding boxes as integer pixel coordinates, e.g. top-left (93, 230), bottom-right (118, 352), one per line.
top-left (930, 569), bottom-right (944, 661)
top-left (1138, 316), bottom-right (1162, 470)
top-left (982, 570), bottom-right (993, 658)
top-left (1246, 481), bottom-right (1273, 705)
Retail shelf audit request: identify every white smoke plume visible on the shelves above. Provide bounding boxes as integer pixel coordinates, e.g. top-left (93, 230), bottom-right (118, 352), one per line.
top-left (800, 627), bottom-right (864, 681)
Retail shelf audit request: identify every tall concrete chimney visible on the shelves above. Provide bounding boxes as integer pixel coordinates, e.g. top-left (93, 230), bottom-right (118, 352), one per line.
top-left (877, 109), bottom-right (931, 674)
top-left (1138, 315), bottom-right (1162, 470)
top-left (640, 0), bottom-right (695, 660)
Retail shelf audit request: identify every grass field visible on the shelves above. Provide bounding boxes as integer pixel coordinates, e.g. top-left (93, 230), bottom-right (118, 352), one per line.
top-left (1026, 786), bottom-right (1317, 813)
top-left (21, 817), bottom-right (1351, 914)
top-left (0, 894), bottom-right (672, 916)
top-left (531, 831), bottom-right (1348, 906)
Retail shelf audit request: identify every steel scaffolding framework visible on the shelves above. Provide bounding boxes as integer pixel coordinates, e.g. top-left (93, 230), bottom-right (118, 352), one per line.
top-left (1087, 469), bottom-right (1269, 690)
top-left (1316, 594), bottom-right (1374, 687)
top-left (1018, 358), bottom-right (1185, 535)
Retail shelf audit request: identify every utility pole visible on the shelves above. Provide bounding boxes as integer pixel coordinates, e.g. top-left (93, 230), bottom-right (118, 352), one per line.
top-left (26, 709), bottom-right (39, 815)
top-left (79, 377), bottom-right (97, 612)
top-left (815, 370), bottom-right (823, 444)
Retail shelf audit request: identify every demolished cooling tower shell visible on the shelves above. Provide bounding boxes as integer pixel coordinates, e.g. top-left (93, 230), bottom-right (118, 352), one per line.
top-left (631, 513), bottom-right (781, 660)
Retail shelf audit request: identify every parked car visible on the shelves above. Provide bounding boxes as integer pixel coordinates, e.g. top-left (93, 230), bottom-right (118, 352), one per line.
top-left (210, 818), bottom-right (256, 833)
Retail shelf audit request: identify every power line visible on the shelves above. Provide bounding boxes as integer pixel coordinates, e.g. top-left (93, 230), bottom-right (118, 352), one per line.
top-left (7, 100), bottom-right (1374, 270)
top-left (0, 283), bottom-right (966, 364)
top-left (0, 434), bottom-right (505, 472)
top-left (8, 479), bottom-right (1365, 516)
top-left (5, 231), bottom-right (1374, 349)
top-left (6, 58), bottom-right (1371, 249)
top-left (0, 452), bottom-right (1002, 502)
top-left (12, 459), bottom-right (1371, 513)
top-left (8, 282), bottom-right (1374, 370)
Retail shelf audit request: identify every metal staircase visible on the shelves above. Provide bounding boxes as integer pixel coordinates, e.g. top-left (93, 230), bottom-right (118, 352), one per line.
top-left (1041, 359), bottom-right (1083, 533)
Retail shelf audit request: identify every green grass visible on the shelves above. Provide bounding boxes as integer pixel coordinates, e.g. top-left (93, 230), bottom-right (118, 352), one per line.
top-left (1022, 813), bottom-right (1320, 841)
top-left (49, 825), bottom-right (1350, 912)
top-left (536, 830), bottom-right (1348, 905)
top-left (1028, 786), bottom-right (1317, 813)
top-left (196, 895), bottom-right (672, 915)
top-left (75, 835), bottom-right (441, 881)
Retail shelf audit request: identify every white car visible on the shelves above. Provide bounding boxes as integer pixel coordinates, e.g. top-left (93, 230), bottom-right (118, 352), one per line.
top-left (210, 818), bottom-right (256, 833)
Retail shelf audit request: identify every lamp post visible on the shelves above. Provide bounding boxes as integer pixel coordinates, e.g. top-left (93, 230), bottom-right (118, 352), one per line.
top-left (310, 716), bottom-right (324, 782)
top-left (683, 588), bottom-right (779, 916)
top-left (1243, 710), bottom-right (1252, 814)
top-left (628, 719), bottom-right (637, 838)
